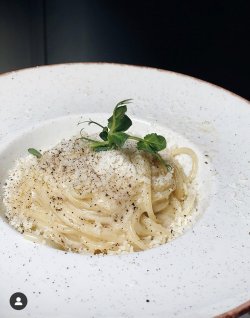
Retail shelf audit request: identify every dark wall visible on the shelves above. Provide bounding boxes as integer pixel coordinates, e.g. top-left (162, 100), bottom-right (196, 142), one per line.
top-left (0, 0), bottom-right (31, 72)
top-left (0, 0), bottom-right (249, 99)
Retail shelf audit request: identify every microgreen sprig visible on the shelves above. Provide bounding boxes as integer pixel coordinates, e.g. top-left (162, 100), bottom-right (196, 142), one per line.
top-left (28, 148), bottom-right (42, 158)
top-left (79, 99), bottom-right (171, 171)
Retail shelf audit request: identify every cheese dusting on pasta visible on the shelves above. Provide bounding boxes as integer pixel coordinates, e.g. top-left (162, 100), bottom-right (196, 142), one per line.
top-left (3, 137), bottom-right (198, 255)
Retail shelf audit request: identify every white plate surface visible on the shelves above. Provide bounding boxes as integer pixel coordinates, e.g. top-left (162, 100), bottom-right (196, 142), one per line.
top-left (0, 63), bottom-right (249, 318)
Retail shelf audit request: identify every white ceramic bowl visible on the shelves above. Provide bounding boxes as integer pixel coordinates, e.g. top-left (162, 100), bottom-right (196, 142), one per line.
top-left (0, 63), bottom-right (249, 318)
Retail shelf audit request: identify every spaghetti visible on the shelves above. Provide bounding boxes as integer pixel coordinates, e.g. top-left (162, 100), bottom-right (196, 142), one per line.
top-left (3, 137), bottom-right (198, 255)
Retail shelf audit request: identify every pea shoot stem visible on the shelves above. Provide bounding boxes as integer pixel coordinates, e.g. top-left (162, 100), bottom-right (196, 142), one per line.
top-left (127, 136), bottom-right (142, 142)
top-left (78, 120), bottom-right (105, 129)
top-left (80, 136), bottom-right (101, 143)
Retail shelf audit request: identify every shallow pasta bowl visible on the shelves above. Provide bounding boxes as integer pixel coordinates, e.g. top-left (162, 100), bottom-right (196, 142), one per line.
top-left (0, 63), bottom-right (249, 318)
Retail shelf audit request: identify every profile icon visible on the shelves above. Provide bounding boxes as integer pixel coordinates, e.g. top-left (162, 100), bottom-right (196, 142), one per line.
top-left (10, 292), bottom-right (27, 310)
top-left (15, 297), bottom-right (23, 306)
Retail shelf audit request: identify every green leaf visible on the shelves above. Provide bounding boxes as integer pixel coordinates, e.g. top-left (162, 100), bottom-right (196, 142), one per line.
top-left (28, 148), bottom-right (42, 158)
top-left (89, 140), bottom-right (107, 148)
top-left (99, 127), bottom-right (108, 141)
top-left (108, 113), bottom-right (132, 132)
top-left (108, 100), bottom-right (133, 133)
top-left (142, 133), bottom-right (166, 152)
top-left (88, 140), bottom-right (111, 152)
top-left (114, 105), bottom-right (127, 118)
top-left (108, 132), bottom-right (129, 148)
top-left (93, 145), bottom-right (111, 152)
top-left (136, 141), bottom-right (155, 154)
top-left (117, 115), bottom-right (132, 132)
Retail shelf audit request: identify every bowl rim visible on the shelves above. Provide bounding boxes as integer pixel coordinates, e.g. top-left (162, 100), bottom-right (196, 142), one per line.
top-left (215, 299), bottom-right (250, 318)
top-left (0, 62), bottom-right (249, 106)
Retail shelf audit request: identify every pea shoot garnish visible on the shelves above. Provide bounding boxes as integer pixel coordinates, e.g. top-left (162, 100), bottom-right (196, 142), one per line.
top-left (79, 99), bottom-right (171, 171)
top-left (28, 148), bottom-right (42, 159)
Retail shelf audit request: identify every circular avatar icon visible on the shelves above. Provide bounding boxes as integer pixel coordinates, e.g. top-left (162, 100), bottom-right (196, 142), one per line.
top-left (9, 292), bottom-right (28, 310)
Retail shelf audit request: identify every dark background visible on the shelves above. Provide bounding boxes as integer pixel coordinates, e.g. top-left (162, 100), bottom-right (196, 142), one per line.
top-left (0, 0), bottom-right (249, 99)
